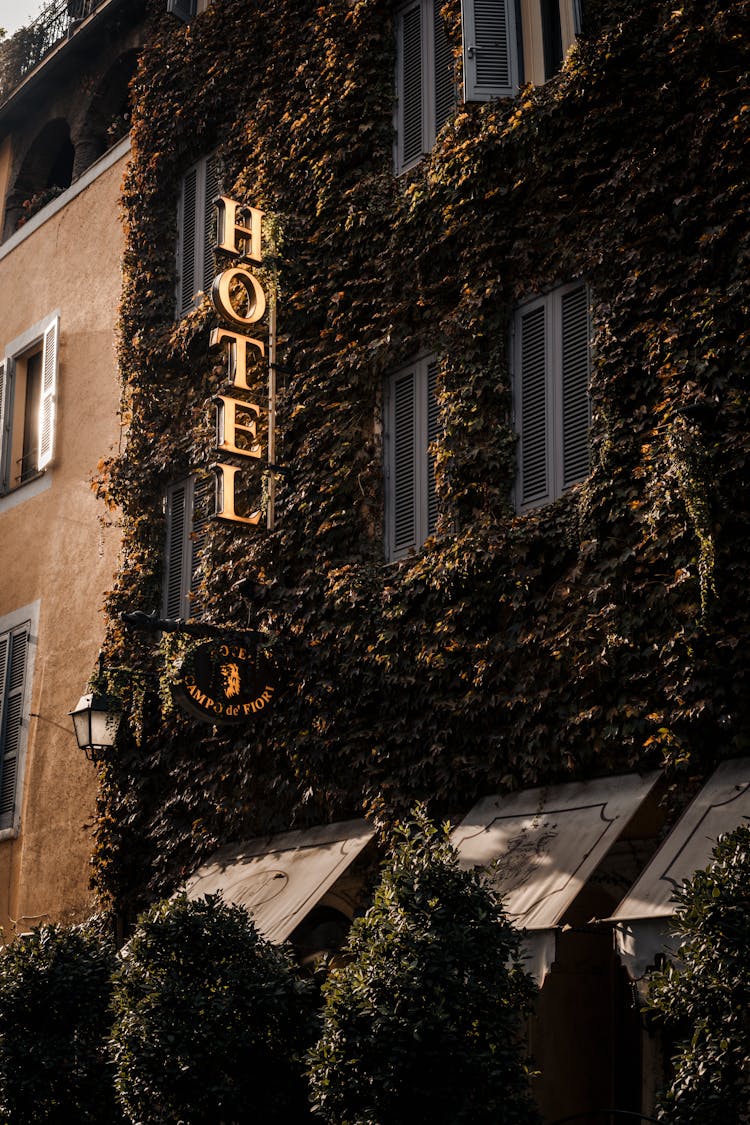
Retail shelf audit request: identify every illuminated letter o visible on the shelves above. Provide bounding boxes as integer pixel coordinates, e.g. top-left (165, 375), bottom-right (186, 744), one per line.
top-left (212, 267), bottom-right (267, 327)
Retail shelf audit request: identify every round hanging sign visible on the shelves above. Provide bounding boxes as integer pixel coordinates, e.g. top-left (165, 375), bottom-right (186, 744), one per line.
top-left (173, 638), bottom-right (279, 724)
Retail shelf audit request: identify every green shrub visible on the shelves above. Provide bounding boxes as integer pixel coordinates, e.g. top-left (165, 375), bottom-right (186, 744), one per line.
top-left (307, 811), bottom-right (540, 1125)
top-left (648, 825), bottom-right (750, 1124)
top-left (110, 893), bottom-right (317, 1123)
top-left (0, 919), bottom-right (120, 1123)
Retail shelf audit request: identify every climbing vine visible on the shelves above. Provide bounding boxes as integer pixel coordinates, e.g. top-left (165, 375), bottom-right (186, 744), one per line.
top-left (93, 0), bottom-right (750, 915)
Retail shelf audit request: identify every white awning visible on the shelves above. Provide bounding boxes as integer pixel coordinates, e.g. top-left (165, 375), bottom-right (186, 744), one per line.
top-left (451, 772), bottom-right (660, 982)
top-left (185, 819), bottom-right (375, 943)
top-left (610, 757), bottom-right (750, 977)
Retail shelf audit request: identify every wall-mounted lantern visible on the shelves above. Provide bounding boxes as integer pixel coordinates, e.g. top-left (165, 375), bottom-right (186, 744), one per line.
top-left (69, 652), bottom-right (123, 761)
top-left (69, 691), bottom-right (122, 761)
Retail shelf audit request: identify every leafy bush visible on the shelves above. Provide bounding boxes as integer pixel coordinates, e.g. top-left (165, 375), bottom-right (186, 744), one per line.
top-left (0, 919), bottom-right (121, 1123)
top-left (308, 811), bottom-right (540, 1125)
top-left (648, 825), bottom-right (750, 1124)
top-left (110, 893), bottom-right (317, 1123)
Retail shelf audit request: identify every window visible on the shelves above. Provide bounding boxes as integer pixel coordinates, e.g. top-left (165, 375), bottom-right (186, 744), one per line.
top-left (167, 0), bottom-right (197, 19)
top-left (176, 154), bottom-right (218, 318)
top-left (462, 0), bottom-right (582, 102)
top-left (167, 0), bottom-right (211, 18)
top-left (513, 282), bottom-right (591, 511)
top-left (163, 476), bottom-right (214, 619)
top-left (0, 608), bottom-right (35, 833)
top-left (384, 356), bottom-right (441, 560)
top-left (394, 0), bottom-right (456, 173)
top-left (0, 315), bottom-right (59, 494)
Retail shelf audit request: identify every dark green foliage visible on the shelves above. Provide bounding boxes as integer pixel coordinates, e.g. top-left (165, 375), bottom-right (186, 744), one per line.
top-left (307, 812), bottom-right (539, 1124)
top-left (0, 920), bottom-right (121, 1124)
top-left (648, 826), bottom-right (750, 1123)
top-left (109, 893), bottom-right (317, 1123)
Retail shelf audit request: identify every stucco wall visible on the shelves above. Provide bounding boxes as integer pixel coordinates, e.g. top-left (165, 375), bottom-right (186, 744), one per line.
top-left (0, 143), bottom-right (125, 938)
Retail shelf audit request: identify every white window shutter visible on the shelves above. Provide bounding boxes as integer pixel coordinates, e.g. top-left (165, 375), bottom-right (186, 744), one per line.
top-left (178, 165), bottom-right (198, 317)
top-left (201, 156), bottom-right (218, 298)
top-left (390, 368), bottom-right (419, 558)
top-left (561, 283), bottom-right (590, 489)
top-left (0, 360), bottom-right (7, 488)
top-left (462, 0), bottom-right (518, 101)
top-left (37, 316), bottom-right (59, 471)
top-left (189, 475), bottom-right (213, 618)
top-left (426, 359), bottom-right (441, 536)
top-left (517, 302), bottom-right (550, 508)
top-left (167, 0), bottom-right (196, 21)
top-left (397, 1), bottom-right (425, 172)
top-left (433, 0), bottom-right (455, 132)
top-left (164, 480), bottom-right (190, 619)
top-left (177, 157), bottom-right (218, 316)
top-left (0, 626), bottom-right (28, 831)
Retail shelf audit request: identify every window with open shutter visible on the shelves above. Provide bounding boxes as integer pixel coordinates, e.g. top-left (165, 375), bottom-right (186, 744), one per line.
top-left (395, 0), bottom-right (456, 174)
top-left (514, 282), bottom-right (590, 511)
top-left (37, 315), bottom-right (59, 470)
top-left (0, 623), bottom-right (29, 831)
top-left (0, 361), bottom-right (7, 490)
top-left (386, 356), bottom-right (442, 560)
top-left (164, 476), bottom-right (213, 619)
top-left (462, 0), bottom-right (518, 101)
top-left (176, 155), bottom-right (219, 318)
top-left (1, 312), bottom-right (60, 495)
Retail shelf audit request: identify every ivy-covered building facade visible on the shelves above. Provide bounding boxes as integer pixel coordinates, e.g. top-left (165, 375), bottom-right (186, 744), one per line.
top-left (5, 0), bottom-right (746, 1119)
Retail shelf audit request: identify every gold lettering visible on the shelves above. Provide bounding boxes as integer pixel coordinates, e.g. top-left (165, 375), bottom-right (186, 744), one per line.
top-left (209, 328), bottom-right (265, 392)
top-left (215, 464), bottom-right (263, 526)
top-left (216, 395), bottom-right (262, 459)
top-left (211, 267), bottom-right (266, 328)
top-left (215, 196), bottom-right (263, 262)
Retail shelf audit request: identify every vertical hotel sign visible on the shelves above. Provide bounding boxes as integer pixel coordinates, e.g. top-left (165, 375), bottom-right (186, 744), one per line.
top-left (208, 196), bottom-right (272, 526)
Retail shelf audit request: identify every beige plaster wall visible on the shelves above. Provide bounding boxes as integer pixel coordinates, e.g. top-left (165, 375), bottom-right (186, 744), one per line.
top-left (0, 147), bottom-right (125, 939)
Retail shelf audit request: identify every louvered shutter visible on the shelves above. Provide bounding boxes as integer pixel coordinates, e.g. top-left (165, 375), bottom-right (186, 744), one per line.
top-left (397, 1), bottom-right (425, 172)
top-left (390, 368), bottom-right (418, 558)
top-left (0, 626), bottom-right (28, 831)
top-left (561, 284), bottom-right (590, 489)
top-left (178, 165), bottom-right (198, 317)
top-left (201, 156), bottom-right (218, 297)
top-left (189, 475), bottom-right (213, 619)
top-left (37, 316), bottom-right (58, 470)
top-left (167, 0), bottom-right (196, 21)
top-left (433, 0), bottom-right (455, 133)
top-left (0, 360), bottom-right (7, 490)
top-left (426, 359), bottom-right (440, 536)
top-left (462, 0), bottom-right (518, 101)
top-left (164, 480), bottom-right (189, 619)
top-left (518, 302), bottom-right (550, 508)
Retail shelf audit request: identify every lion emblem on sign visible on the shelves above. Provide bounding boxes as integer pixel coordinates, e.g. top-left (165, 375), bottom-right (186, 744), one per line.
top-left (220, 662), bottom-right (241, 698)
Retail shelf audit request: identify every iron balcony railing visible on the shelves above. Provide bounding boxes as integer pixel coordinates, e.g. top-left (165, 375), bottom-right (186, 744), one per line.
top-left (0, 0), bottom-right (105, 95)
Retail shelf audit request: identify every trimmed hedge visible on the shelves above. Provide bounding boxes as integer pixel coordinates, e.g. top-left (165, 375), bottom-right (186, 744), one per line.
top-left (648, 826), bottom-right (750, 1124)
top-left (308, 812), bottom-right (539, 1124)
top-left (109, 894), bottom-right (317, 1123)
top-left (0, 920), bottom-right (121, 1124)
